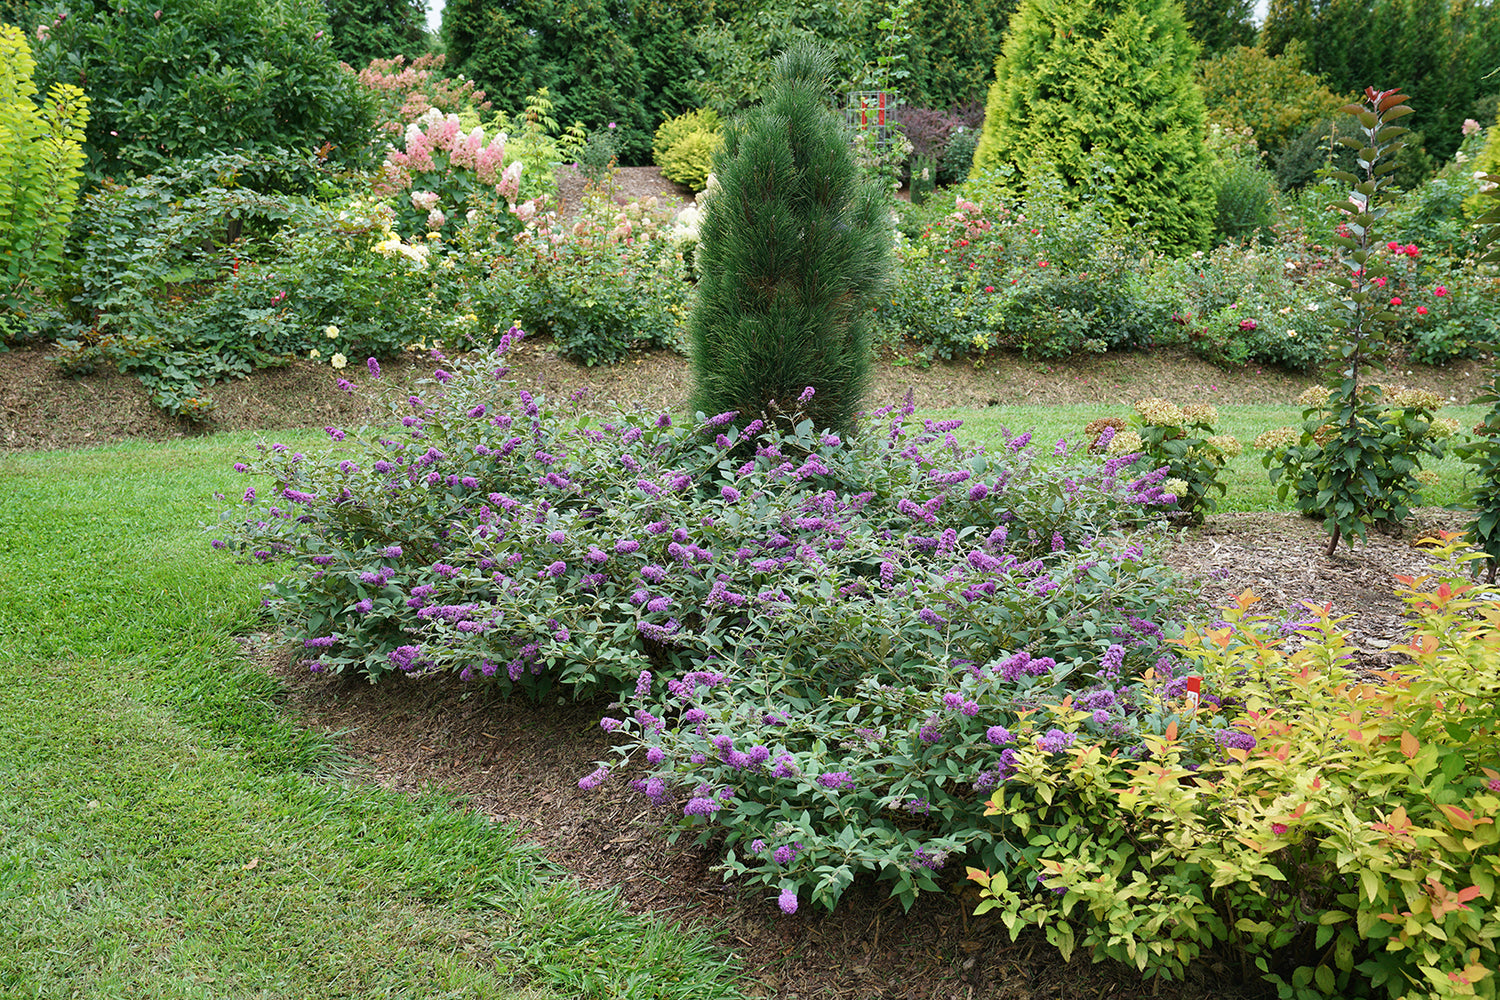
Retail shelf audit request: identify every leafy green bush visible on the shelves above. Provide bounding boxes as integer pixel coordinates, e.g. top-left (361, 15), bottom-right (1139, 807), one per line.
top-left (882, 179), bottom-right (1169, 360)
top-left (215, 333), bottom-right (1193, 914)
top-left (324, 0), bottom-right (429, 67)
top-left (657, 131), bottom-right (718, 194)
top-left (1261, 382), bottom-right (1450, 545)
top-left (1, 23), bottom-right (87, 340)
top-left (1263, 87), bottom-right (1444, 554)
top-left (970, 553), bottom-right (1500, 997)
top-left (1087, 399), bottom-right (1242, 524)
top-left (1207, 126), bottom-right (1279, 245)
top-left (28, 0), bottom-right (378, 185)
top-left (442, 0), bottom-right (664, 165)
top-left (1198, 44), bottom-right (1345, 157)
top-left (469, 195), bottom-right (689, 365)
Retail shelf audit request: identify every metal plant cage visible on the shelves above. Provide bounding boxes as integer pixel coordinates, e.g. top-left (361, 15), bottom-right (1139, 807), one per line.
top-left (845, 91), bottom-right (901, 151)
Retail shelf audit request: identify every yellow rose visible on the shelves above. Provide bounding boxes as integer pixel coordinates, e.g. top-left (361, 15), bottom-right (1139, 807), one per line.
top-left (331, 353), bottom-right (347, 369)
top-left (325, 325), bottom-right (340, 339)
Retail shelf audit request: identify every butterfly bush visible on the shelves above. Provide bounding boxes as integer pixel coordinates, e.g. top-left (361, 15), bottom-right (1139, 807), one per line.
top-left (214, 331), bottom-right (1205, 912)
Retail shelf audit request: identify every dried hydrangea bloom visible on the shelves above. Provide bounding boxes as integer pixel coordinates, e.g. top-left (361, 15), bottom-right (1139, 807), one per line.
top-left (1297, 385), bottom-right (1333, 408)
top-left (1206, 434), bottom-right (1242, 458)
top-left (1383, 386), bottom-right (1443, 410)
top-left (1429, 417), bottom-right (1461, 439)
top-left (1133, 397), bottom-right (1184, 427)
top-left (1253, 426), bottom-right (1298, 450)
top-left (1105, 430), bottom-right (1144, 456)
top-left (1181, 402), bottom-right (1218, 425)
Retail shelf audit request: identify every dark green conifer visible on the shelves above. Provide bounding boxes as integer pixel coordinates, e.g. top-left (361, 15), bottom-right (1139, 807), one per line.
top-left (688, 42), bottom-right (893, 437)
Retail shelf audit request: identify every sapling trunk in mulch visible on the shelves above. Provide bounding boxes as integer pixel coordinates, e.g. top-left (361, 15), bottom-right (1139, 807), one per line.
top-left (687, 41), bottom-right (893, 439)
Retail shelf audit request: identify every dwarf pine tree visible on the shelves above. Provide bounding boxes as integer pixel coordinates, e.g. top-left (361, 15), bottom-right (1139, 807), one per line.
top-left (971, 0), bottom-right (1216, 253)
top-left (688, 42), bottom-right (893, 438)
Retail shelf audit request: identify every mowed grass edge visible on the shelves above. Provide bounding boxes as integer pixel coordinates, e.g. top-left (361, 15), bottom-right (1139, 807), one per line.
top-left (0, 434), bottom-right (745, 1000)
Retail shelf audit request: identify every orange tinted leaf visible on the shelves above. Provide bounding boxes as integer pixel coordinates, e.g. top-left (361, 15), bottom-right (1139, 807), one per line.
top-left (1400, 730), bottom-right (1419, 758)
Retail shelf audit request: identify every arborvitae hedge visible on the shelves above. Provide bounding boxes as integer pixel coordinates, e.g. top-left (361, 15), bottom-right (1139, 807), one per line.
top-left (1263, 0), bottom-right (1500, 163)
top-left (689, 42), bottom-right (892, 438)
top-left (971, 0), bottom-right (1216, 254)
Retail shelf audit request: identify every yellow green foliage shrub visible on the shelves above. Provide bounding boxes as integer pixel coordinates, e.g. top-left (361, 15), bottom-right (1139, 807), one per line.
top-left (1, 22), bottom-right (88, 318)
top-left (652, 108), bottom-right (721, 192)
top-left (970, 536), bottom-right (1500, 997)
top-left (1464, 110), bottom-right (1500, 220)
top-left (1198, 43), bottom-right (1345, 153)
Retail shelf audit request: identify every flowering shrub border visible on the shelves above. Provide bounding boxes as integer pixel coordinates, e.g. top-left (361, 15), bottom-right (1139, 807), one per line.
top-left (213, 331), bottom-right (1216, 914)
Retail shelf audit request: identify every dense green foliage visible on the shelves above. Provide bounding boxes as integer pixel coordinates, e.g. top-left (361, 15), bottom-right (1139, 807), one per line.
top-left (442, 0), bottom-right (706, 166)
top-left (325, 0), bottom-right (429, 67)
top-left (1198, 44), bottom-right (1346, 154)
top-left (1, 23), bottom-right (87, 338)
top-left (1262, 0), bottom-right (1500, 163)
top-left (688, 43), bottom-right (892, 437)
top-left (1179, 0), bottom-right (1254, 55)
top-left (971, 0), bottom-right (1216, 253)
top-left (653, 107), bottom-right (722, 192)
top-left (26, 0), bottom-right (378, 185)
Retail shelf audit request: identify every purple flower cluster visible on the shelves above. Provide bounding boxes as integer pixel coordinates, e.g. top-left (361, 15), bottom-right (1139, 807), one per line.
top-left (1215, 728), bottom-right (1257, 752)
top-left (1036, 728), bottom-right (1076, 753)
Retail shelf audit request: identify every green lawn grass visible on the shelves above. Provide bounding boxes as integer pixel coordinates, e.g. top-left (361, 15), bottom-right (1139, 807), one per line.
top-left (0, 434), bottom-right (743, 1000)
top-left (930, 402), bottom-right (1486, 513)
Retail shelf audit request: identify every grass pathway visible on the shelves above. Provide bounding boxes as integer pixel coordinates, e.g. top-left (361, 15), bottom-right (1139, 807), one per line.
top-left (0, 434), bottom-right (742, 1000)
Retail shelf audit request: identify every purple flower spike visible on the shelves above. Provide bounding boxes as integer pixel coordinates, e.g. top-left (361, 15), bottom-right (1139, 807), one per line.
top-left (797, 386), bottom-right (815, 405)
top-left (778, 888), bottom-right (798, 914)
top-left (367, 357), bottom-right (380, 377)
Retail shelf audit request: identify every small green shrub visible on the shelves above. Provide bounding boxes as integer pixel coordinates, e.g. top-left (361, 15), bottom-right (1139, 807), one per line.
top-left (653, 108), bottom-right (721, 164)
top-left (689, 42), bottom-right (892, 437)
top-left (1207, 125), bottom-right (1279, 246)
top-left (657, 129), bottom-right (719, 193)
top-left (1087, 399), bottom-right (1242, 524)
top-left (1261, 383), bottom-right (1452, 541)
top-left (882, 179), bottom-right (1169, 361)
top-left (1265, 87), bottom-right (1438, 554)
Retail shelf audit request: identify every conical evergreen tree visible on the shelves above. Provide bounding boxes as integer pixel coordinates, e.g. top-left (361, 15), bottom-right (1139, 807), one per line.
top-left (971, 0), bottom-right (1216, 252)
top-left (689, 42), bottom-right (893, 437)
